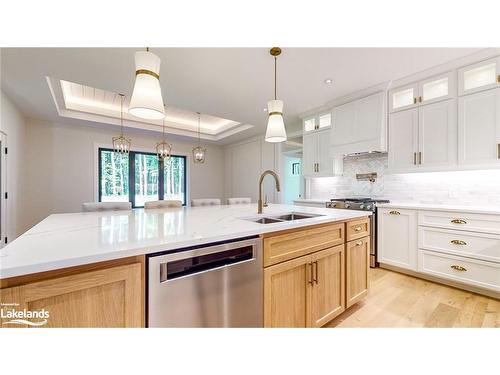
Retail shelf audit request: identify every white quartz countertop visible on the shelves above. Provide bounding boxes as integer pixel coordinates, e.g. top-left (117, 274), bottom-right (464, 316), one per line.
top-left (293, 198), bottom-right (328, 204)
top-left (377, 202), bottom-right (500, 215)
top-left (0, 204), bottom-right (370, 278)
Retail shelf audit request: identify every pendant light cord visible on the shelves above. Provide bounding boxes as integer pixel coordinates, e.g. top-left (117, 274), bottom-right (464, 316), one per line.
top-left (119, 94), bottom-right (124, 136)
top-left (197, 112), bottom-right (201, 146)
top-left (163, 105), bottom-right (166, 142)
top-left (274, 56), bottom-right (277, 100)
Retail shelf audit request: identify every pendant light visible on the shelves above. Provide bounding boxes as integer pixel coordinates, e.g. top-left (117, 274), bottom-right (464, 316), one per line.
top-left (112, 94), bottom-right (131, 154)
top-left (265, 47), bottom-right (287, 143)
top-left (129, 47), bottom-right (166, 120)
top-left (156, 105), bottom-right (172, 162)
top-left (192, 112), bottom-right (206, 163)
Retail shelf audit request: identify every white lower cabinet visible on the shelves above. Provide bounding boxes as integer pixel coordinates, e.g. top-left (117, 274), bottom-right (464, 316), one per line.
top-left (378, 206), bottom-right (500, 295)
top-left (377, 208), bottom-right (417, 270)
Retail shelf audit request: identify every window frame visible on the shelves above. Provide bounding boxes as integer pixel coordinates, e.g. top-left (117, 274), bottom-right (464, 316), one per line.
top-left (98, 147), bottom-right (187, 208)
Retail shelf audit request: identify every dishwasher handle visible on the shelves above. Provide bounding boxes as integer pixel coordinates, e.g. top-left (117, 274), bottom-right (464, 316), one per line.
top-left (158, 238), bottom-right (260, 282)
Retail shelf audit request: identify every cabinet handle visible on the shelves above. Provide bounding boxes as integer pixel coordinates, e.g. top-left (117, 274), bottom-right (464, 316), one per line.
top-left (497, 74), bottom-right (500, 83)
top-left (354, 226), bottom-right (362, 232)
top-left (356, 240), bottom-right (363, 246)
top-left (419, 96), bottom-right (422, 103)
top-left (314, 261), bottom-right (318, 284)
top-left (418, 151), bottom-right (422, 165)
top-left (317, 163), bottom-right (320, 172)
top-left (451, 265), bottom-right (467, 272)
top-left (451, 219), bottom-right (467, 224)
top-left (389, 210), bottom-right (400, 215)
top-left (413, 97), bottom-right (417, 104)
top-left (497, 144), bottom-right (500, 159)
top-left (308, 262), bottom-right (314, 285)
top-left (451, 240), bottom-right (467, 245)
top-left (413, 152), bottom-right (417, 165)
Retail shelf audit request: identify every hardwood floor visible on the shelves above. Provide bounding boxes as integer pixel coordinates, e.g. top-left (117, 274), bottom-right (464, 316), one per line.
top-left (326, 268), bottom-right (500, 328)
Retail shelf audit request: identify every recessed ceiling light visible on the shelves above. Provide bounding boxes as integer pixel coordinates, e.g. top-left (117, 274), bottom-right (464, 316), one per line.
top-left (324, 78), bottom-right (333, 84)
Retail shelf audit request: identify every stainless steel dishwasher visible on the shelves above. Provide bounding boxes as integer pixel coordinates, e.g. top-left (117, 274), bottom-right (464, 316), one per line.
top-left (147, 237), bottom-right (263, 327)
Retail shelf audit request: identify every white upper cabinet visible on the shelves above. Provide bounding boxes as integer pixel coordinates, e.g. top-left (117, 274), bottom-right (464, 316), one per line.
top-left (303, 130), bottom-right (343, 177)
top-left (418, 99), bottom-right (457, 168)
top-left (389, 83), bottom-right (418, 112)
top-left (458, 57), bottom-right (500, 96)
top-left (389, 72), bottom-right (455, 112)
top-left (303, 112), bottom-right (332, 133)
top-left (331, 91), bottom-right (386, 155)
top-left (458, 87), bottom-right (500, 166)
top-left (388, 108), bottom-right (419, 171)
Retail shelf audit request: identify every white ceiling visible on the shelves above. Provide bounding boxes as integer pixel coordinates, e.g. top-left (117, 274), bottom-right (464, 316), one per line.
top-left (1, 47), bottom-right (483, 145)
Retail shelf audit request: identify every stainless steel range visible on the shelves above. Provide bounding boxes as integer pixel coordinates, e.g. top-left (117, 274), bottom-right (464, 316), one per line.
top-left (326, 198), bottom-right (389, 268)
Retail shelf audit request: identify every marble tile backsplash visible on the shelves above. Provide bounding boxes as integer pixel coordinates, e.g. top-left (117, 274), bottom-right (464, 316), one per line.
top-left (308, 153), bottom-right (500, 207)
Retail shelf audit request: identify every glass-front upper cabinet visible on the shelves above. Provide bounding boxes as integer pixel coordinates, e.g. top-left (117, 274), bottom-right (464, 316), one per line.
top-left (418, 71), bottom-right (455, 105)
top-left (389, 83), bottom-right (418, 112)
top-left (303, 112), bottom-right (332, 133)
top-left (458, 56), bottom-right (500, 96)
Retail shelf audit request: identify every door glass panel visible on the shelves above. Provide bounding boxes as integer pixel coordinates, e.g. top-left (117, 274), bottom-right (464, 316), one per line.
top-left (392, 88), bottom-right (414, 109)
top-left (164, 156), bottom-right (186, 203)
top-left (464, 63), bottom-right (496, 91)
top-left (304, 118), bottom-right (316, 132)
top-left (422, 77), bottom-right (448, 101)
top-left (318, 113), bottom-right (331, 128)
top-left (100, 150), bottom-right (129, 202)
top-left (134, 153), bottom-right (159, 207)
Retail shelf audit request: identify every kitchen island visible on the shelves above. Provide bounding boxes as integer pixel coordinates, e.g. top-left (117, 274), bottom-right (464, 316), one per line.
top-left (0, 204), bottom-right (371, 328)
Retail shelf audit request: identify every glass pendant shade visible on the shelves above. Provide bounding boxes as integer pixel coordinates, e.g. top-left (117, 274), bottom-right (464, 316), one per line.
top-left (156, 141), bottom-right (172, 162)
top-left (192, 146), bottom-right (206, 164)
top-left (265, 99), bottom-right (287, 143)
top-left (129, 51), bottom-right (166, 120)
top-left (112, 135), bottom-right (131, 154)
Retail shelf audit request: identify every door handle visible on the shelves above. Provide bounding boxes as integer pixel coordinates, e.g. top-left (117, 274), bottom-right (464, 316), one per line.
top-left (418, 152), bottom-right (422, 165)
top-left (313, 261), bottom-right (318, 284)
top-left (413, 152), bottom-right (417, 165)
top-left (308, 262), bottom-right (314, 285)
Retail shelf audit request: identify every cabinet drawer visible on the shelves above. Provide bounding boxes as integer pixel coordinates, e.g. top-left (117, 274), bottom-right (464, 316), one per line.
top-left (418, 250), bottom-right (500, 292)
top-left (419, 227), bottom-right (500, 263)
top-left (263, 223), bottom-right (344, 267)
top-left (346, 217), bottom-right (370, 241)
top-left (419, 210), bottom-right (500, 234)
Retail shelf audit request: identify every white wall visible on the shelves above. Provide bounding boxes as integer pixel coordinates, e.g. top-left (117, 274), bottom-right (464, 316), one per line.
top-left (0, 90), bottom-right (26, 240)
top-left (224, 136), bottom-right (278, 204)
top-left (20, 118), bottom-right (226, 234)
top-left (308, 153), bottom-right (500, 206)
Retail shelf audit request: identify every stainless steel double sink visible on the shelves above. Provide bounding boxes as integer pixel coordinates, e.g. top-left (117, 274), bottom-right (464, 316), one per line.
top-left (243, 212), bottom-right (324, 224)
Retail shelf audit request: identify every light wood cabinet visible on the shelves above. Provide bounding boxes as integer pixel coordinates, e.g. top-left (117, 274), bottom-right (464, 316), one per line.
top-left (346, 236), bottom-right (370, 307)
top-left (309, 245), bottom-right (345, 327)
top-left (0, 259), bottom-right (144, 328)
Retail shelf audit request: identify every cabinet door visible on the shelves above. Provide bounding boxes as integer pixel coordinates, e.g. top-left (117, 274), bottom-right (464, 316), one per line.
top-left (303, 116), bottom-right (317, 133)
top-left (388, 109), bottom-right (419, 171)
top-left (0, 263), bottom-right (143, 328)
top-left (308, 245), bottom-right (345, 327)
top-left (318, 112), bottom-right (332, 130)
top-left (458, 87), bottom-right (500, 166)
top-left (264, 255), bottom-right (311, 328)
top-left (346, 237), bottom-right (370, 308)
top-left (378, 208), bottom-right (417, 270)
top-left (458, 56), bottom-right (500, 96)
top-left (331, 101), bottom-right (356, 146)
top-left (317, 130), bottom-right (333, 176)
top-left (419, 71), bottom-right (455, 105)
top-left (418, 99), bottom-right (457, 168)
top-left (389, 83), bottom-right (418, 112)
top-left (302, 133), bottom-right (317, 176)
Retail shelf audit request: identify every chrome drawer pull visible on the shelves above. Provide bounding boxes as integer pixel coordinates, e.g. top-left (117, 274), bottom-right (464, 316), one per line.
top-left (450, 265), bottom-right (467, 272)
top-left (354, 226), bottom-right (362, 232)
top-left (451, 240), bottom-right (467, 246)
top-left (451, 219), bottom-right (467, 224)
top-left (389, 211), bottom-right (400, 215)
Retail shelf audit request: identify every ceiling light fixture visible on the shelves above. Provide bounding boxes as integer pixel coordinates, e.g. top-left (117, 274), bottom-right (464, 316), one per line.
top-left (192, 112), bottom-right (206, 164)
top-left (324, 78), bottom-right (333, 84)
top-left (156, 105), bottom-right (172, 162)
top-left (265, 47), bottom-right (287, 143)
top-left (129, 47), bottom-right (166, 120)
top-left (112, 94), bottom-right (131, 154)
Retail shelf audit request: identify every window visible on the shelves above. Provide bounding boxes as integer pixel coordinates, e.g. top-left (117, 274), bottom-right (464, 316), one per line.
top-left (99, 148), bottom-right (186, 207)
